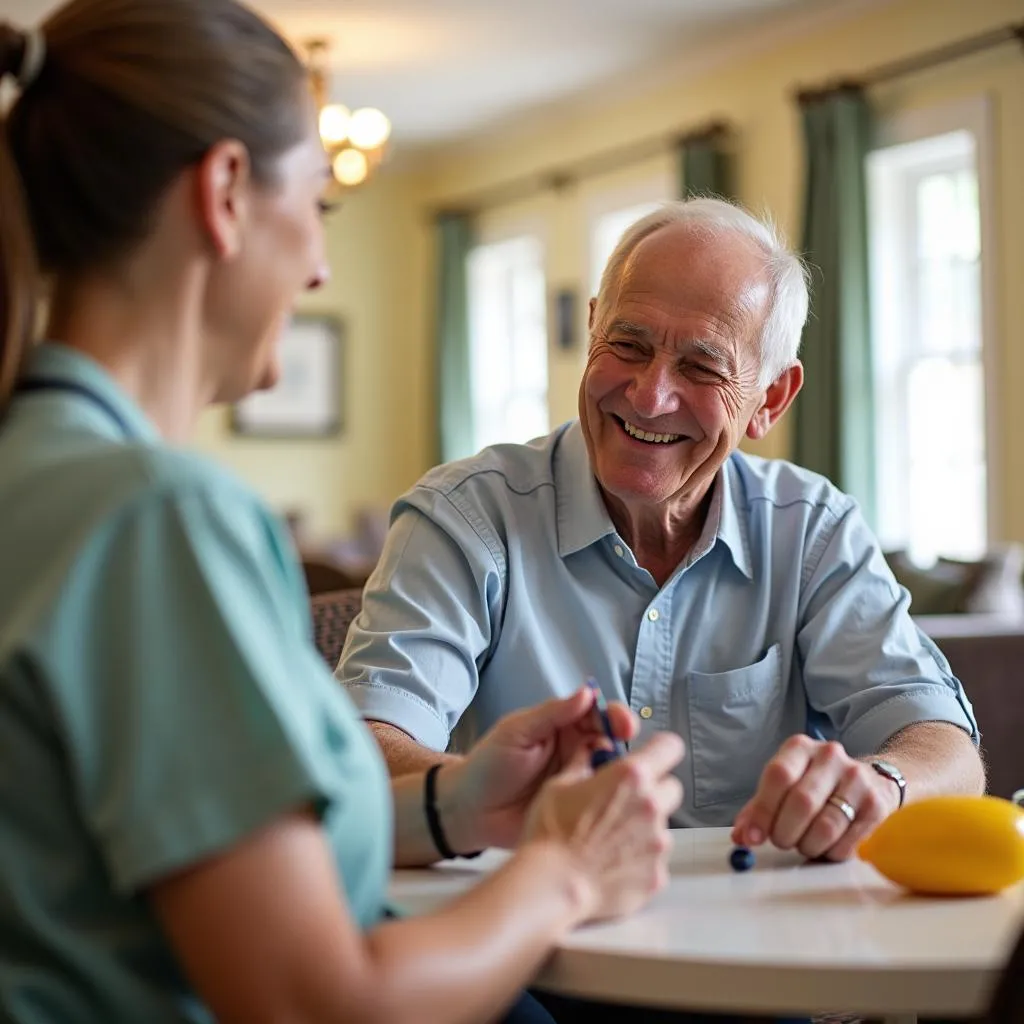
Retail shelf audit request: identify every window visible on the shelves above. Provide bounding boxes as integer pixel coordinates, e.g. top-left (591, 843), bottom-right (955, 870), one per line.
top-left (589, 201), bottom-right (663, 295)
top-left (467, 235), bottom-right (548, 452)
top-left (867, 110), bottom-right (992, 566)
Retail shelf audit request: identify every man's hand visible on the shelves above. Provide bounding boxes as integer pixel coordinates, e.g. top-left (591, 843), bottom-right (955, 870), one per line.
top-left (439, 687), bottom-right (639, 852)
top-left (731, 735), bottom-right (901, 862)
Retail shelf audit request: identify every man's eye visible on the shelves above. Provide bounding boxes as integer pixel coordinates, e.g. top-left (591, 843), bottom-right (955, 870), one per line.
top-left (611, 340), bottom-right (640, 353)
top-left (689, 364), bottom-right (722, 378)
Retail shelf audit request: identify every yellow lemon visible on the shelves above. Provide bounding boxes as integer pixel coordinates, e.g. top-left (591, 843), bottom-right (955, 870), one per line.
top-left (858, 795), bottom-right (1024, 896)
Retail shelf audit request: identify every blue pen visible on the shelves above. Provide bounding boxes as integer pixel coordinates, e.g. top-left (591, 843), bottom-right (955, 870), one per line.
top-left (585, 677), bottom-right (627, 768)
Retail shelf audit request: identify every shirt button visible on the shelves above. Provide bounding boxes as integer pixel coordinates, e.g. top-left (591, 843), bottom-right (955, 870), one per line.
top-left (613, 545), bottom-right (625, 558)
top-left (639, 706), bottom-right (654, 720)
top-left (647, 608), bottom-right (660, 622)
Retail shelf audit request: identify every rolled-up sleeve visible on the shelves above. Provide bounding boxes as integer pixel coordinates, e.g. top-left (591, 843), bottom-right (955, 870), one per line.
top-left (797, 502), bottom-right (979, 757)
top-left (338, 488), bottom-right (504, 751)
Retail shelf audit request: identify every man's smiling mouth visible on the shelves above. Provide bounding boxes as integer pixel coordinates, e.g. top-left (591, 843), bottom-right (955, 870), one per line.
top-left (613, 415), bottom-right (685, 445)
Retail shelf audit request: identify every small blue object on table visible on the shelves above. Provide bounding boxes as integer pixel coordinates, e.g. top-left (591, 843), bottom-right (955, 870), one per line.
top-left (729, 846), bottom-right (756, 872)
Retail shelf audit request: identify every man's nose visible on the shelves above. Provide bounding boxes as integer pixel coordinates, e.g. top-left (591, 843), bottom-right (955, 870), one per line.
top-left (626, 359), bottom-right (681, 420)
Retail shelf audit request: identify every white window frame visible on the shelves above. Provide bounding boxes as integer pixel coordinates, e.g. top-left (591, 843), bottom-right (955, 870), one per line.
top-left (868, 95), bottom-right (999, 551)
top-left (466, 216), bottom-right (549, 453)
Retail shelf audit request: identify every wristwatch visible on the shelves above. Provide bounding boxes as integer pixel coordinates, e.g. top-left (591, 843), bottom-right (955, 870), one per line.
top-left (871, 759), bottom-right (907, 808)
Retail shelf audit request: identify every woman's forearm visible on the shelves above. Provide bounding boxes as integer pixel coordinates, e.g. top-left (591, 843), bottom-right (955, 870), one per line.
top-left (153, 811), bottom-right (591, 1024)
top-left (391, 762), bottom-right (480, 868)
top-left (365, 840), bottom-right (588, 1024)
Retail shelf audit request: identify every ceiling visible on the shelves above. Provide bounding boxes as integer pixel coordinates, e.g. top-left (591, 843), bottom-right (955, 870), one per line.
top-left (8, 0), bottom-right (868, 146)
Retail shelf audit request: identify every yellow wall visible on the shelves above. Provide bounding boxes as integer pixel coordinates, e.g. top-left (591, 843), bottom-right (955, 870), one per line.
top-left (192, 0), bottom-right (1024, 543)
top-left (192, 172), bottom-right (432, 541)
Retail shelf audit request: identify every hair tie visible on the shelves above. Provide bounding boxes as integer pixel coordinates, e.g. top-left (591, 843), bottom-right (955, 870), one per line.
top-left (17, 28), bottom-right (46, 89)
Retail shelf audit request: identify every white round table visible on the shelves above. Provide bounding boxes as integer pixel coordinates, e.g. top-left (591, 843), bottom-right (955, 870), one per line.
top-left (389, 827), bottom-right (1024, 1022)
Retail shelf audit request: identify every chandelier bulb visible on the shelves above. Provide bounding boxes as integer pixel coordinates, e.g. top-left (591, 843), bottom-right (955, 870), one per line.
top-left (333, 147), bottom-right (369, 187)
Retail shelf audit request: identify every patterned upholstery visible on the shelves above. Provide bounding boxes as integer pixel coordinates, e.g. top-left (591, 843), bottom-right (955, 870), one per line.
top-left (310, 587), bottom-right (364, 668)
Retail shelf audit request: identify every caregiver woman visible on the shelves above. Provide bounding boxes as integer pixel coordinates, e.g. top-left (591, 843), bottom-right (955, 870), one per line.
top-left (0, 2), bottom-right (683, 1022)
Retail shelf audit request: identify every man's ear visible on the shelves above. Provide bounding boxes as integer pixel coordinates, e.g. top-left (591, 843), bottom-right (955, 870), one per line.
top-left (194, 139), bottom-right (251, 260)
top-left (746, 361), bottom-right (804, 440)
top-left (588, 297), bottom-right (597, 331)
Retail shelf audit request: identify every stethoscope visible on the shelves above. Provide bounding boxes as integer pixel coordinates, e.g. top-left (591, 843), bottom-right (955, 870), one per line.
top-left (15, 377), bottom-right (135, 439)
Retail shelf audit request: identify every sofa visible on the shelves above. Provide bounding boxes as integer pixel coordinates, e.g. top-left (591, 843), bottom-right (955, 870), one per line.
top-left (916, 614), bottom-right (1023, 801)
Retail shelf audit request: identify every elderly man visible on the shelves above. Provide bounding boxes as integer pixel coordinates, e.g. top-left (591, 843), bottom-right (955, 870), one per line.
top-left (339, 197), bottom-right (983, 866)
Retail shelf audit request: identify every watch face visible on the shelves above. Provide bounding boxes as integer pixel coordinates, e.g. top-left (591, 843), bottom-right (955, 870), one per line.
top-left (873, 759), bottom-right (904, 781)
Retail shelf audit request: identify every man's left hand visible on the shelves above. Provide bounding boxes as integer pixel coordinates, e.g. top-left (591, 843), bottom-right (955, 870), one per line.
top-left (442, 687), bottom-right (639, 852)
top-left (731, 735), bottom-right (902, 861)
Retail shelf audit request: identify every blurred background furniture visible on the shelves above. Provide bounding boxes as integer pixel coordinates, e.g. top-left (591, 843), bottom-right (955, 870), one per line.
top-left (918, 616), bottom-right (1024, 801)
top-left (301, 559), bottom-right (366, 597)
top-left (886, 544), bottom-right (1024, 619)
top-left (288, 506), bottom-right (389, 594)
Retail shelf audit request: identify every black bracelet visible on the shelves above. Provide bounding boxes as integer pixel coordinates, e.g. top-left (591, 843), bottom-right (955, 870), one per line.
top-left (424, 763), bottom-right (482, 860)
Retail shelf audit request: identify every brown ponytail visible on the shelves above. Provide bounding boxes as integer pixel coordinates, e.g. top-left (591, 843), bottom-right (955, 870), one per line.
top-left (0, 0), bottom-right (310, 404)
top-left (0, 26), bottom-right (40, 403)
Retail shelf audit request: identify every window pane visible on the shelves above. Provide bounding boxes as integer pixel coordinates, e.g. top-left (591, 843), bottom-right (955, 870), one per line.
top-left (915, 169), bottom-right (981, 357)
top-left (467, 236), bottom-right (549, 452)
top-left (905, 358), bottom-right (986, 563)
top-left (868, 127), bottom-right (987, 562)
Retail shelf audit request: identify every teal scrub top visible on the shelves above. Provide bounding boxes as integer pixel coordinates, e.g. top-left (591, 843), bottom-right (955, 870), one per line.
top-left (0, 344), bottom-right (393, 1023)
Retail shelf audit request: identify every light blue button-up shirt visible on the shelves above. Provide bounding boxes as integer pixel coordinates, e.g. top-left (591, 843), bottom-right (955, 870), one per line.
top-left (340, 421), bottom-right (978, 827)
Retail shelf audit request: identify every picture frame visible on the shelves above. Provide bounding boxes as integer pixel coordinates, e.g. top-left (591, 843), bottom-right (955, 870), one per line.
top-left (231, 314), bottom-right (343, 437)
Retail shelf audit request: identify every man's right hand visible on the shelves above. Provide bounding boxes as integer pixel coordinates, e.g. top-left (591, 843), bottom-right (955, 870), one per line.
top-left (521, 732), bottom-right (685, 924)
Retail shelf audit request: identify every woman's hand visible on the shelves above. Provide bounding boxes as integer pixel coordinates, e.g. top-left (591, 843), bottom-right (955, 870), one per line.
top-left (522, 732), bottom-right (685, 923)
top-left (438, 687), bottom-right (637, 853)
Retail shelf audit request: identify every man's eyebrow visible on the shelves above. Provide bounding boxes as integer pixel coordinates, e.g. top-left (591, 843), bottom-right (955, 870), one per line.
top-left (690, 339), bottom-right (732, 366)
top-left (607, 320), bottom-right (651, 340)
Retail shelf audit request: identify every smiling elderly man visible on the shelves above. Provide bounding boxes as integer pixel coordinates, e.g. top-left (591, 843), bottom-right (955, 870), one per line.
top-left (339, 197), bottom-right (983, 863)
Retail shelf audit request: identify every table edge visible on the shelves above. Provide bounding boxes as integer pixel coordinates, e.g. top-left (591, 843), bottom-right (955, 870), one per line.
top-left (535, 948), bottom-right (999, 1015)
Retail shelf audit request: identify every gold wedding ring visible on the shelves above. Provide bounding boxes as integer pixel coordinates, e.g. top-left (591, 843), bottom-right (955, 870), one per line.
top-left (826, 794), bottom-right (857, 823)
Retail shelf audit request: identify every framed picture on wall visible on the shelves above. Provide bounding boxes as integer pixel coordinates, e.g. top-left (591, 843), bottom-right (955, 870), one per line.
top-left (231, 314), bottom-right (343, 437)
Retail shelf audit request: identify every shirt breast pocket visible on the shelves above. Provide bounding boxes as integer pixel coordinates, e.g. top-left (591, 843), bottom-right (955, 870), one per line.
top-left (686, 643), bottom-right (785, 809)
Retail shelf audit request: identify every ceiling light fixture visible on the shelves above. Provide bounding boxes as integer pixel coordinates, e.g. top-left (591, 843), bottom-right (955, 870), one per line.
top-left (306, 38), bottom-right (391, 189)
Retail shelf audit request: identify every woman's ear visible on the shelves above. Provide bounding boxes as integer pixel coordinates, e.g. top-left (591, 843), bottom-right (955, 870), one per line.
top-left (194, 140), bottom-right (252, 260)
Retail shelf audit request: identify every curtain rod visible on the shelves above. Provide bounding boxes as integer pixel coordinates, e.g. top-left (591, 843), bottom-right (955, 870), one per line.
top-left (431, 119), bottom-right (729, 219)
top-left (796, 20), bottom-right (1024, 104)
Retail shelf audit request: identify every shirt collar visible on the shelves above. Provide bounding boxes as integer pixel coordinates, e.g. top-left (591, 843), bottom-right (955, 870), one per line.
top-left (701, 455), bottom-right (754, 580)
top-left (554, 421), bottom-right (754, 579)
top-left (554, 421), bottom-right (617, 557)
top-left (19, 343), bottom-right (161, 443)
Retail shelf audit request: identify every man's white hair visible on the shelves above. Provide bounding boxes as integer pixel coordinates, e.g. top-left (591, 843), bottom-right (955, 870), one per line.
top-left (592, 197), bottom-right (810, 388)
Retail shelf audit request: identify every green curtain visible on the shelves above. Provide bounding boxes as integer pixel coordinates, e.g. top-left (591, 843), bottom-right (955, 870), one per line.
top-left (678, 133), bottom-right (732, 199)
top-left (792, 89), bottom-right (876, 525)
top-left (435, 212), bottom-right (475, 464)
